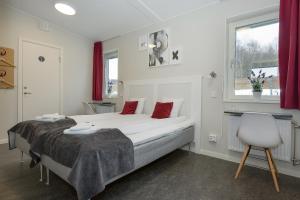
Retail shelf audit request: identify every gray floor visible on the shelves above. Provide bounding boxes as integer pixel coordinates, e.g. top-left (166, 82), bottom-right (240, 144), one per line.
top-left (0, 144), bottom-right (300, 200)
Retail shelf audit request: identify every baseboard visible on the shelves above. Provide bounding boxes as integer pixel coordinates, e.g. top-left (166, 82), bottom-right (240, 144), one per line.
top-left (0, 138), bottom-right (8, 144)
top-left (199, 149), bottom-right (300, 179)
top-left (199, 149), bottom-right (238, 163)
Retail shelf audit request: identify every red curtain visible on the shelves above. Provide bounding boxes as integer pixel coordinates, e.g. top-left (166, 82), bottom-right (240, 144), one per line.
top-left (279, 0), bottom-right (300, 109)
top-left (92, 42), bottom-right (103, 101)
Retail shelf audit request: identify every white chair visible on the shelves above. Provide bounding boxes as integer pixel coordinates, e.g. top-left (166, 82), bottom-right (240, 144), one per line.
top-left (235, 112), bottom-right (283, 192)
top-left (82, 102), bottom-right (96, 115)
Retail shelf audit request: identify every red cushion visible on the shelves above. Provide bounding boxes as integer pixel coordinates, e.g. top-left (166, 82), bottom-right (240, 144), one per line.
top-left (120, 101), bottom-right (138, 115)
top-left (151, 102), bottom-right (173, 119)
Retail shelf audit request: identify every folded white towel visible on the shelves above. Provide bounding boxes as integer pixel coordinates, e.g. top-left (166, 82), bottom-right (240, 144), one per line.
top-left (35, 114), bottom-right (65, 122)
top-left (41, 113), bottom-right (60, 118)
top-left (69, 122), bottom-right (92, 131)
top-left (64, 126), bottom-right (99, 135)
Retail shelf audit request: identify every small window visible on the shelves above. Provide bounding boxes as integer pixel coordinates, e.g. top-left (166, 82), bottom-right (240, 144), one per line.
top-left (225, 11), bottom-right (279, 102)
top-left (104, 50), bottom-right (118, 97)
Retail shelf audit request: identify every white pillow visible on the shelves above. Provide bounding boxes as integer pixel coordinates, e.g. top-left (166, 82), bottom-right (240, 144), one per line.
top-left (130, 98), bottom-right (145, 114)
top-left (161, 98), bottom-right (184, 118)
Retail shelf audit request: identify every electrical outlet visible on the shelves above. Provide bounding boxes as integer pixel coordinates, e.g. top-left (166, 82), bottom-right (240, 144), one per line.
top-left (208, 134), bottom-right (217, 143)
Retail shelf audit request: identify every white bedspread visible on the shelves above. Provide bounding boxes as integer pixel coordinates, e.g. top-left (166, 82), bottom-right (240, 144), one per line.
top-left (70, 113), bottom-right (194, 146)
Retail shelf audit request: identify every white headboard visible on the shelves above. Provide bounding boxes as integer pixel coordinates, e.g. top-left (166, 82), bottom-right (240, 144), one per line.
top-left (123, 76), bottom-right (202, 153)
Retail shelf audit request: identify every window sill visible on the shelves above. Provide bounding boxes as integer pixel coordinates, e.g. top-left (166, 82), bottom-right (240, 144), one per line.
top-left (223, 98), bottom-right (279, 104)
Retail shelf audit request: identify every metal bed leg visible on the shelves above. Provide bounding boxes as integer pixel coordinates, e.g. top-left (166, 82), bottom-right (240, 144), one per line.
top-left (39, 164), bottom-right (43, 182)
top-left (45, 168), bottom-right (50, 186)
top-left (20, 151), bottom-right (24, 164)
top-left (186, 142), bottom-right (193, 152)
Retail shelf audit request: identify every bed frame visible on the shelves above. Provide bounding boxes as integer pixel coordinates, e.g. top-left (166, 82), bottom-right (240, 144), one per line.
top-left (13, 76), bottom-right (202, 199)
top-left (16, 126), bottom-right (194, 186)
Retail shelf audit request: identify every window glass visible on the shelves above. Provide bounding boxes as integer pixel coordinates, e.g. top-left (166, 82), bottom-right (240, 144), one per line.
top-left (234, 20), bottom-right (279, 96)
top-left (104, 51), bottom-right (118, 97)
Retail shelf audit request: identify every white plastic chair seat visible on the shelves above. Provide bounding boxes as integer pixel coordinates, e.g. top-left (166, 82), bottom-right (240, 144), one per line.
top-left (237, 112), bottom-right (282, 148)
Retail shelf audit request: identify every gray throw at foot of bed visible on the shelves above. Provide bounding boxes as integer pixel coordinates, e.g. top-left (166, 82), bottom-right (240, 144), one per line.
top-left (8, 120), bottom-right (134, 200)
top-left (33, 128), bottom-right (134, 200)
top-left (7, 118), bottom-right (76, 150)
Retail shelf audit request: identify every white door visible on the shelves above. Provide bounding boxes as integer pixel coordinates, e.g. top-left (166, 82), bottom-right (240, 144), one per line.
top-left (21, 41), bottom-right (61, 121)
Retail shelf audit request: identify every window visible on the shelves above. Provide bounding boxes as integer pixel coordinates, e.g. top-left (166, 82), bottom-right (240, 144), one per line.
top-left (104, 50), bottom-right (118, 97)
top-left (226, 11), bottom-right (279, 102)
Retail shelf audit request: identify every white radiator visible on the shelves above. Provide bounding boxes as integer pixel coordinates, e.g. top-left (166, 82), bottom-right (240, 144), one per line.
top-left (227, 115), bottom-right (293, 162)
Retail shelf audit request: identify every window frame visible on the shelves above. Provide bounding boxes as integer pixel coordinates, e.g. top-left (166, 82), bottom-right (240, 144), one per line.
top-left (224, 10), bottom-right (280, 103)
top-left (103, 49), bottom-right (119, 98)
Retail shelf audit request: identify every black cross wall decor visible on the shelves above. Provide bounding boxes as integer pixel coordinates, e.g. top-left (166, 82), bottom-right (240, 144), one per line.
top-left (172, 50), bottom-right (179, 60)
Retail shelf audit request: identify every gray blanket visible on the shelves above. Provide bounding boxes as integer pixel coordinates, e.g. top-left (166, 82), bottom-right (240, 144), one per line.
top-left (8, 120), bottom-right (134, 200)
top-left (7, 118), bottom-right (76, 150)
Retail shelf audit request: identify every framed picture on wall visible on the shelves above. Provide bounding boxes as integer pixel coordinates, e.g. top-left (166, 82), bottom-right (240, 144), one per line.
top-left (138, 35), bottom-right (148, 51)
top-left (148, 29), bottom-right (170, 67)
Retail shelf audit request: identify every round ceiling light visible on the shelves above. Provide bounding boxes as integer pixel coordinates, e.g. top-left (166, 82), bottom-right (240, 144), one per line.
top-left (54, 2), bottom-right (76, 15)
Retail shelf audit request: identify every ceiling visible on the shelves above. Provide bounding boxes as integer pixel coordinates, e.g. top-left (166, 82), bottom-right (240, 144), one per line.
top-left (3, 0), bottom-right (221, 41)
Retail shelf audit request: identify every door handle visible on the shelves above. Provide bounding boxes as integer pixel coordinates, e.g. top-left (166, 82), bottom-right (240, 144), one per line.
top-left (24, 92), bottom-right (32, 95)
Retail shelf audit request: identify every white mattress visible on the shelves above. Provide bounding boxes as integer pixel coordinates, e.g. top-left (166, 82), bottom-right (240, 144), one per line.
top-left (70, 113), bottom-right (194, 146)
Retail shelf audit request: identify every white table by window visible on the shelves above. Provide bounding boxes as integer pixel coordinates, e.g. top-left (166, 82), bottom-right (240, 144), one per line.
top-left (90, 102), bottom-right (116, 114)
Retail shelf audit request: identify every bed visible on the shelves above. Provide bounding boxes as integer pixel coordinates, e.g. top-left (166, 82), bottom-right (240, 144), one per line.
top-left (14, 113), bottom-right (195, 180)
top-left (9, 76), bottom-right (202, 200)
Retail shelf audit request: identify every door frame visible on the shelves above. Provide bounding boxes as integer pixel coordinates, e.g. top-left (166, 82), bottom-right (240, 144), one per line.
top-left (18, 38), bottom-right (63, 122)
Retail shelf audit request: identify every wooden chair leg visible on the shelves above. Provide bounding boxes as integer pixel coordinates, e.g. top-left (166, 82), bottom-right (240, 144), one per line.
top-left (235, 145), bottom-right (251, 179)
top-left (265, 148), bottom-right (280, 192)
top-left (268, 150), bottom-right (279, 177)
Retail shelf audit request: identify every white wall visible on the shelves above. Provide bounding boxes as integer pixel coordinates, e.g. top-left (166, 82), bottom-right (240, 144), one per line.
top-left (104, 0), bottom-right (300, 177)
top-left (0, 4), bottom-right (93, 142)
